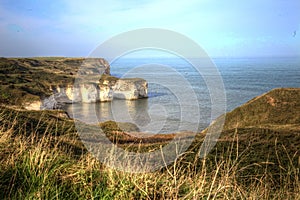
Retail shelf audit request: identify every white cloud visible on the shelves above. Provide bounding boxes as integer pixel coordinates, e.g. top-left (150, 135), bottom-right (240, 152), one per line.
top-left (0, 0), bottom-right (299, 57)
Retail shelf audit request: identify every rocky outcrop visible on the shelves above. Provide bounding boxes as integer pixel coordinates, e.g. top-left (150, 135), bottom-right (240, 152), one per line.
top-left (1, 57), bottom-right (112, 107)
top-left (1, 57), bottom-right (149, 110)
top-left (34, 76), bottom-right (148, 110)
top-left (24, 101), bottom-right (42, 111)
top-left (113, 78), bottom-right (148, 100)
top-left (80, 83), bottom-right (99, 103)
top-left (99, 85), bottom-right (113, 102)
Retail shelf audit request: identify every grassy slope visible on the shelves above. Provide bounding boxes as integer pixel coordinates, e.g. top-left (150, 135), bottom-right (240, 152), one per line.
top-left (189, 88), bottom-right (300, 183)
top-left (0, 103), bottom-right (299, 199)
top-left (210, 88), bottom-right (300, 164)
top-left (222, 88), bottom-right (300, 131)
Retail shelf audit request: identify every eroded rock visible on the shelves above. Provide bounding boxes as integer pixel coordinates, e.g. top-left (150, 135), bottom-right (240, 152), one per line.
top-left (113, 78), bottom-right (148, 100)
top-left (19, 58), bottom-right (148, 110)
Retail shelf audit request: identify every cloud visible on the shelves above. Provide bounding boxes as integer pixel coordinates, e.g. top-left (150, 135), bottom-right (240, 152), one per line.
top-left (0, 0), bottom-right (299, 57)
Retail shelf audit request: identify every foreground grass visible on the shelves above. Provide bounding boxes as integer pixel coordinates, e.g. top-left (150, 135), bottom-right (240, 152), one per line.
top-left (0, 118), bottom-right (299, 199)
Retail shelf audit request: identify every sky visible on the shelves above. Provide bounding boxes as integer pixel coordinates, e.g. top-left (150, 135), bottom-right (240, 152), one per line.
top-left (0, 0), bottom-right (299, 58)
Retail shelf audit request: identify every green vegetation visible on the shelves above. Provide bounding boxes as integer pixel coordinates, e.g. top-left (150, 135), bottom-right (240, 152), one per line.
top-left (197, 88), bottom-right (300, 182)
top-left (0, 56), bottom-right (299, 199)
top-left (0, 117), bottom-right (299, 199)
top-left (98, 74), bottom-right (119, 86)
top-left (0, 88), bottom-right (299, 199)
top-left (221, 88), bottom-right (300, 131)
top-left (99, 120), bottom-right (140, 133)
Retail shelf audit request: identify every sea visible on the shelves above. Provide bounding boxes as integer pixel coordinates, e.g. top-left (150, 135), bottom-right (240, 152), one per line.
top-left (64, 57), bottom-right (300, 134)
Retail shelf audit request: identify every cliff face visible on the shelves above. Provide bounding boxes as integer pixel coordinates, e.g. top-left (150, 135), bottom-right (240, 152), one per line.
top-left (37, 76), bottom-right (148, 110)
top-left (0, 57), bottom-right (148, 110)
top-left (113, 78), bottom-right (148, 100)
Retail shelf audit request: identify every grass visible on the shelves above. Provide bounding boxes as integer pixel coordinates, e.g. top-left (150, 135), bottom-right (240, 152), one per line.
top-left (0, 107), bottom-right (299, 199)
top-left (1, 57), bottom-right (299, 198)
top-left (221, 88), bottom-right (300, 131)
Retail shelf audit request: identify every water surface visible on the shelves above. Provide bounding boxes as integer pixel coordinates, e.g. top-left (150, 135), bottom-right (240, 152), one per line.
top-left (64, 57), bottom-right (300, 133)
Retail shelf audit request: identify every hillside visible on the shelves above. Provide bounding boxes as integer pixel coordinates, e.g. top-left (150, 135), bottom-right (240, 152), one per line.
top-left (221, 88), bottom-right (300, 132)
top-left (0, 88), bottom-right (299, 199)
top-left (192, 88), bottom-right (300, 181)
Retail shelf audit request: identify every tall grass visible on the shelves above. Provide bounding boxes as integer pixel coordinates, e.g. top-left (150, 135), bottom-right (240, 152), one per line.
top-left (0, 116), bottom-right (299, 199)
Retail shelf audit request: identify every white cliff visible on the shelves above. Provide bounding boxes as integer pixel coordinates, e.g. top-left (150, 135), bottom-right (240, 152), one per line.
top-left (65, 85), bottom-right (82, 103)
top-left (113, 78), bottom-right (148, 100)
top-left (24, 75), bottom-right (147, 110)
top-left (99, 85), bottom-right (113, 102)
top-left (80, 83), bottom-right (99, 103)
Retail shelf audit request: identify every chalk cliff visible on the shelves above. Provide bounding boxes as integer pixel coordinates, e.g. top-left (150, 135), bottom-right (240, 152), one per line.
top-left (113, 78), bottom-right (148, 100)
top-left (27, 75), bottom-right (148, 110)
top-left (0, 57), bottom-right (148, 110)
top-left (37, 76), bottom-right (148, 110)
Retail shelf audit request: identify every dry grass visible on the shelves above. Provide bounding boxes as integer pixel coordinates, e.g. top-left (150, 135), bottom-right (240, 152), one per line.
top-left (0, 114), bottom-right (299, 199)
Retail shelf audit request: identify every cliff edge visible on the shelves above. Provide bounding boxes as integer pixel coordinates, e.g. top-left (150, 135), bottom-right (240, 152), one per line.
top-left (0, 57), bottom-right (148, 110)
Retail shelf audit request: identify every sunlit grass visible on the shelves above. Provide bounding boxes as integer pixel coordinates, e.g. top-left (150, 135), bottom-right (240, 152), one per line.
top-left (0, 111), bottom-right (299, 199)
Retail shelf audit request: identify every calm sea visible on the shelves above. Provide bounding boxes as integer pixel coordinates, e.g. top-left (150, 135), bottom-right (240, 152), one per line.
top-left (65, 57), bottom-right (300, 133)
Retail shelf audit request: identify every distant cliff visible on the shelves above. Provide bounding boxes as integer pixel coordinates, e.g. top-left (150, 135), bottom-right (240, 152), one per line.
top-left (0, 57), bottom-right (148, 110)
top-left (35, 75), bottom-right (148, 110)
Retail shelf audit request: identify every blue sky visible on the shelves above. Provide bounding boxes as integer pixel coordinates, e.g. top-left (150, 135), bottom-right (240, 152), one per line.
top-left (0, 0), bottom-right (299, 58)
